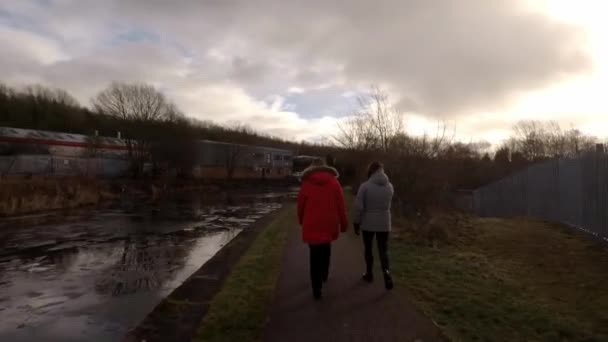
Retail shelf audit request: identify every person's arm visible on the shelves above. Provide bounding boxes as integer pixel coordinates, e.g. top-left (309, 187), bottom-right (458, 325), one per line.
top-left (297, 183), bottom-right (308, 225)
top-left (334, 180), bottom-right (348, 232)
top-left (353, 182), bottom-right (367, 234)
top-left (354, 182), bottom-right (366, 224)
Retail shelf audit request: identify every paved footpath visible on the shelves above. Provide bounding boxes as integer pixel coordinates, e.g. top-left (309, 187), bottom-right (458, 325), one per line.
top-left (262, 223), bottom-right (447, 342)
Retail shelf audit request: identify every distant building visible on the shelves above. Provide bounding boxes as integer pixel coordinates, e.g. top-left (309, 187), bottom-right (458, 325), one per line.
top-left (0, 126), bottom-right (128, 159)
top-left (0, 127), bottom-right (129, 177)
top-left (291, 155), bottom-right (319, 179)
top-left (0, 126), bottom-right (294, 179)
top-left (193, 140), bottom-right (293, 179)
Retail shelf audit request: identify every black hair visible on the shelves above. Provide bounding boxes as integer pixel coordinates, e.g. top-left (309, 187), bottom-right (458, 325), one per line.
top-left (367, 161), bottom-right (383, 179)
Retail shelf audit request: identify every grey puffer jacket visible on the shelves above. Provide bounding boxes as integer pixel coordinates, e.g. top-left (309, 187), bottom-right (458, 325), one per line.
top-left (354, 171), bottom-right (394, 232)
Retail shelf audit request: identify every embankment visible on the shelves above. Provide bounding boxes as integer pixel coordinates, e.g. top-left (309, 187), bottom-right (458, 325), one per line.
top-left (0, 177), bottom-right (116, 216)
top-left (124, 203), bottom-right (293, 342)
top-left (391, 212), bottom-right (608, 341)
top-left (0, 177), bottom-right (295, 217)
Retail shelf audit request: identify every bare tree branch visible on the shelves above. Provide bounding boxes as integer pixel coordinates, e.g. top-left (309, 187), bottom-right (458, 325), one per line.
top-left (333, 86), bottom-right (404, 152)
top-left (92, 82), bottom-right (181, 177)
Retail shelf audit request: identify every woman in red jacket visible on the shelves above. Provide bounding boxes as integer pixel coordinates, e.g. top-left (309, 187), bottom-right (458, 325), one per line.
top-left (297, 158), bottom-right (348, 300)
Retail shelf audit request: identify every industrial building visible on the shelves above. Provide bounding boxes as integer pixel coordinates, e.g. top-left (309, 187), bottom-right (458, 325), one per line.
top-left (0, 127), bottom-right (294, 179)
top-left (0, 126), bottom-right (128, 159)
top-left (193, 140), bottom-right (293, 179)
top-left (0, 127), bottom-right (129, 177)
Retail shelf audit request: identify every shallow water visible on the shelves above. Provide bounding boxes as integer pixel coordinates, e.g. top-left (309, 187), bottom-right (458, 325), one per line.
top-left (0, 189), bottom-right (293, 341)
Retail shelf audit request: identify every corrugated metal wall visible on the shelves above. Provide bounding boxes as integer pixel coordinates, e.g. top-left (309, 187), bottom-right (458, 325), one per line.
top-left (195, 141), bottom-right (293, 169)
top-left (0, 144), bottom-right (294, 178)
top-left (473, 146), bottom-right (608, 241)
top-left (0, 155), bottom-right (129, 178)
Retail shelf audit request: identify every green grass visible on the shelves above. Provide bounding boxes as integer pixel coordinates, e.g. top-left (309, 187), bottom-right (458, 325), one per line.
top-left (391, 216), bottom-right (608, 341)
top-left (193, 204), bottom-right (294, 342)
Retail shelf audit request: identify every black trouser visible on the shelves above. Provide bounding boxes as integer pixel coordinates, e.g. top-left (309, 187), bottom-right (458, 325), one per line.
top-left (308, 243), bottom-right (331, 292)
top-left (362, 231), bottom-right (389, 274)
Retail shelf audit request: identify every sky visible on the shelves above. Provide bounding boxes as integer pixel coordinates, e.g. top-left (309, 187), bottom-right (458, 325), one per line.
top-left (0, 0), bottom-right (606, 143)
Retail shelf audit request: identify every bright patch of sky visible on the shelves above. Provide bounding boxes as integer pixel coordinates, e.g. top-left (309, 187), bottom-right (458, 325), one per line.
top-left (0, 0), bottom-right (605, 143)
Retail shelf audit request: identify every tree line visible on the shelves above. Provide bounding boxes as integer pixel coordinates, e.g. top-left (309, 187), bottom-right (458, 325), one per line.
top-left (0, 82), bottom-right (335, 178)
top-left (1, 81), bottom-right (600, 208)
top-left (332, 88), bottom-right (601, 214)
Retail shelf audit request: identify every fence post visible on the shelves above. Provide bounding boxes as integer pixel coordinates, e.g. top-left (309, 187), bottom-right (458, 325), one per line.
top-left (596, 144), bottom-right (607, 238)
top-left (8, 156), bottom-right (17, 175)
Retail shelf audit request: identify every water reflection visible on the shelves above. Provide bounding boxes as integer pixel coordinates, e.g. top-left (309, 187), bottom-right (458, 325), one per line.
top-left (0, 190), bottom-right (291, 342)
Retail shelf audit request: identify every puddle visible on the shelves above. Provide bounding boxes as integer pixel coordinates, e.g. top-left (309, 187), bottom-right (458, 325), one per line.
top-left (0, 189), bottom-right (294, 342)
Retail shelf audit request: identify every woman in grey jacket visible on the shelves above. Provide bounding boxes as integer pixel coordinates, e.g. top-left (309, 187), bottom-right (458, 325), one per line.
top-left (353, 162), bottom-right (394, 290)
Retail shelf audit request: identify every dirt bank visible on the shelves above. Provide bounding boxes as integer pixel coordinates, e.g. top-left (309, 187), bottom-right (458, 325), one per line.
top-left (1, 178), bottom-right (110, 216)
top-left (0, 177), bottom-right (202, 217)
top-left (0, 177), bottom-right (293, 217)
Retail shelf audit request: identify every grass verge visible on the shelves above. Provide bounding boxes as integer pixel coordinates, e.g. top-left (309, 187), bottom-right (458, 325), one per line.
top-left (391, 215), bottom-right (608, 341)
top-left (193, 203), bottom-right (294, 342)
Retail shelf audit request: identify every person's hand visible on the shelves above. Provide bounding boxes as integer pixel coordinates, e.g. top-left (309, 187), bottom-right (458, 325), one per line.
top-left (354, 223), bottom-right (361, 236)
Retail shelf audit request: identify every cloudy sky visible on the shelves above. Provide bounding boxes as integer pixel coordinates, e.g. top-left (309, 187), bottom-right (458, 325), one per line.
top-left (0, 0), bottom-right (606, 143)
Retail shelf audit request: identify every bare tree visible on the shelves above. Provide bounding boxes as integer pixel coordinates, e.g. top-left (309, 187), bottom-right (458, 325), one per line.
top-left (92, 82), bottom-right (177, 122)
top-left (85, 134), bottom-right (102, 158)
top-left (509, 120), bottom-right (597, 160)
top-left (92, 82), bottom-right (181, 176)
top-left (335, 114), bottom-right (379, 151)
top-left (335, 87), bottom-right (404, 152)
top-left (24, 85), bottom-right (80, 107)
top-left (149, 118), bottom-right (198, 177)
top-left (385, 121), bottom-right (454, 159)
top-left (224, 145), bottom-right (243, 179)
top-left (511, 120), bottom-right (546, 160)
top-left (562, 127), bottom-right (597, 157)
top-left (364, 86), bottom-right (405, 152)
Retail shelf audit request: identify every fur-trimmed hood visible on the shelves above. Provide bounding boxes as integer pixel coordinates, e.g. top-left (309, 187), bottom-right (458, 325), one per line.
top-left (301, 165), bottom-right (339, 183)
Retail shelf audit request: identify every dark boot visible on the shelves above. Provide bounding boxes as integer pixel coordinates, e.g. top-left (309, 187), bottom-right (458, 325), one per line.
top-left (322, 243), bottom-right (331, 283)
top-left (309, 244), bottom-right (324, 300)
top-left (313, 288), bottom-right (322, 300)
top-left (362, 231), bottom-right (374, 278)
top-left (383, 270), bottom-right (394, 290)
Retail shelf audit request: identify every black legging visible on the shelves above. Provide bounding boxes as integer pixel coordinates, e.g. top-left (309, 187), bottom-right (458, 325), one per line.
top-left (309, 243), bottom-right (331, 292)
top-left (362, 231), bottom-right (389, 273)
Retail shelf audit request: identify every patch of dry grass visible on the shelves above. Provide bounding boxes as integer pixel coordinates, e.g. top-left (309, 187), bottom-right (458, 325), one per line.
top-left (0, 177), bottom-right (104, 216)
top-left (392, 213), bottom-right (608, 341)
top-left (193, 204), bottom-right (294, 342)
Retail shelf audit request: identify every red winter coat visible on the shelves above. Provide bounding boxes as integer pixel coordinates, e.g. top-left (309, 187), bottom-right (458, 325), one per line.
top-left (297, 166), bottom-right (348, 244)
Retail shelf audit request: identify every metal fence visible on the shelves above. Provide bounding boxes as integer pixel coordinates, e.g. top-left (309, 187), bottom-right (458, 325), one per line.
top-left (0, 155), bottom-right (130, 178)
top-left (473, 146), bottom-right (608, 241)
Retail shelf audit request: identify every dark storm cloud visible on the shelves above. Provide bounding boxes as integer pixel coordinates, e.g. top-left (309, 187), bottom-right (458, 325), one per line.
top-left (108, 0), bottom-right (590, 116)
top-left (0, 0), bottom-right (592, 135)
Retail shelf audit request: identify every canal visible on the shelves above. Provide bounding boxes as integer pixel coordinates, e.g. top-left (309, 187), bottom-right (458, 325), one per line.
top-left (0, 189), bottom-right (295, 341)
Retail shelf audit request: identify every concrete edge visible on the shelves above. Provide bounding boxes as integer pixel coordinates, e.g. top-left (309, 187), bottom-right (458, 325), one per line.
top-left (123, 204), bottom-right (290, 342)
